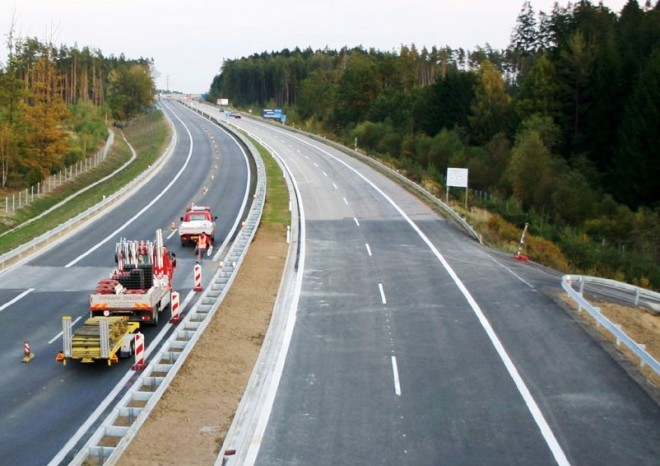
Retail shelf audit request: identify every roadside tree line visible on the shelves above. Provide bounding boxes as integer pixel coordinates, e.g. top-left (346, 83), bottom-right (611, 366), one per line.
top-left (207, 0), bottom-right (659, 288)
top-left (0, 30), bottom-right (156, 191)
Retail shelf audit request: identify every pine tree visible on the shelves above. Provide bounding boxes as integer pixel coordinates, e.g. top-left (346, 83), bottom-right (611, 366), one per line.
top-left (557, 31), bottom-right (595, 153)
top-left (612, 49), bottom-right (660, 207)
top-left (510, 1), bottom-right (539, 76)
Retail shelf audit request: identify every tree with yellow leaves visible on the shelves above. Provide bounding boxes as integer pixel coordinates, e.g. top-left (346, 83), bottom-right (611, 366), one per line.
top-left (21, 52), bottom-right (71, 183)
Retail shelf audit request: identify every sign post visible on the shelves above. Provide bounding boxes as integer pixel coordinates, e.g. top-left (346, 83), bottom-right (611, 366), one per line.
top-left (446, 167), bottom-right (469, 209)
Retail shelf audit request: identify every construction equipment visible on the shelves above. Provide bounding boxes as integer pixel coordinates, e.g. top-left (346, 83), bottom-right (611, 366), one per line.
top-left (89, 229), bottom-right (176, 325)
top-left (57, 316), bottom-right (140, 365)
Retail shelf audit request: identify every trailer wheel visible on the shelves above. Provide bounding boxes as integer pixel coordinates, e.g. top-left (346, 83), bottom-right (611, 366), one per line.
top-left (128, 338), bottom-right (135, 358)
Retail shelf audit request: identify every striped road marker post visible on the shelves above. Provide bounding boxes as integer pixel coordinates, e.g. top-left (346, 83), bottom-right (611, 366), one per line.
top-left (131, 332), bottom-right (146, 371)
top-left (22, 341), bottom-right (35, 363)
top-left (169, 291), bottom-right (181, 324)
top-left (193, 263), bottom-right (203, 291)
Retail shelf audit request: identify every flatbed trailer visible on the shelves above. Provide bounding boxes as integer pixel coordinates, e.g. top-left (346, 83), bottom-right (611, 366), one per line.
top-left (57, 316), bottom-right (140, 366)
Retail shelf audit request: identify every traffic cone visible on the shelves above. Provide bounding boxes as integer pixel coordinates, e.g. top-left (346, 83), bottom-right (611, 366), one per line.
top-left (22, 341), bottom-right (35, 363)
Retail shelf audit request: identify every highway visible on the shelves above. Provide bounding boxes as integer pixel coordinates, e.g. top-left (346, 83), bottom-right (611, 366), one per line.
top-left (212, 111), bottom-right (660, 466)
top-left (0, 101), bottom-right (252, 465)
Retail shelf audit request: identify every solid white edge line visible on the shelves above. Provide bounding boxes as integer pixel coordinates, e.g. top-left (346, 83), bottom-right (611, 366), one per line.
top-left (47, 363), bottom-right (137, 466)
top-left (272, 129), bottom-right (572, 466)
top-left (48, 289), bottom-right (196, 466)
top-left (242, 145), bottom-right (307, 466)
top-left (64, 104), bottom-right (195, 268)
top-left (48, 104), bottom-right (199, 466)
top-left (0, 288), bottom-right (34, 313)
top-left (391, 356), bottom-right (401, 396)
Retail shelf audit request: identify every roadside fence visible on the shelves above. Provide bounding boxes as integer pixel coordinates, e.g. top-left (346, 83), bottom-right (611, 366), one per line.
top-left (3, 133), bottom-right (114, 214)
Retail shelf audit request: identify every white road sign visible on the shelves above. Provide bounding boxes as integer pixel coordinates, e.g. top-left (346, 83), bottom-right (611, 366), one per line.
top-left (446, 168), bottom-right (468, 188)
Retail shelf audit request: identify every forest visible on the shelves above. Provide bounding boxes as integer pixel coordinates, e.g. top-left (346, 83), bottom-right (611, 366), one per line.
top-left (207, 0), bottom-right (660, 288)
top-left (0, 31), bottom-right (156, 189)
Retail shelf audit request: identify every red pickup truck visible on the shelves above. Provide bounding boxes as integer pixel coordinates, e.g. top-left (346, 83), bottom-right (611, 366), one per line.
top-left (179, 205), bottom-right (217, 246)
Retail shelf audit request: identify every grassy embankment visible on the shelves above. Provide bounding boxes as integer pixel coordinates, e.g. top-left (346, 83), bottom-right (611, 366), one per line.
top-left (0, 110), bottom-right (170, 256)
top-left (257, 140), bottom-right (290, 229)
top-left (1, 109), bottom-right (656, 389)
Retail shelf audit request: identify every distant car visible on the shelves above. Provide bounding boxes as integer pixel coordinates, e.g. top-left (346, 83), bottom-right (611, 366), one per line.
top-left (232, 113), bottom-right (241, 119)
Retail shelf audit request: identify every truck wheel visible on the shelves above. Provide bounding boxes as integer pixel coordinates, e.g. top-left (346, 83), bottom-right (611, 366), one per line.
top-left (150, 306), bottom-right (159, 326)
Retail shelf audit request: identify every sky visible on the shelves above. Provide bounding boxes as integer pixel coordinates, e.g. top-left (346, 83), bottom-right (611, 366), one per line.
top-left (2, 0), bottom-right (631, 94)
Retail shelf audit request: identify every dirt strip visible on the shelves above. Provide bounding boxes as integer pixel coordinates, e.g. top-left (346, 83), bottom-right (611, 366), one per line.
top-left (117, 224), bottom-right (287, 466)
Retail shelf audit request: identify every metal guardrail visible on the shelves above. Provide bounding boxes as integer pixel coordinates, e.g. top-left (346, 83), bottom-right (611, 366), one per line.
top-left (186, 101), bottom-right (304, 466)
top-left (565, 275), bottom-right (660, 311)
top-left (561, 274), bottom-right (660, 377)
top-left (65, 119), bottom-right (267, 465)
top-left (0, 122), bottom-right (178, 272)
top-left (310, 135), bottom-right (483, 244)
top-left (215, 135), bottom-right (301, 466)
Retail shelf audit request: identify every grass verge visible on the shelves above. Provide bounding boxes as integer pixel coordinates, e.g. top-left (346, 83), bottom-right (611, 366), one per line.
top-left (257, 141), bottom-right (290, 228)
top-left (0, 110), bottom-right (170, 255)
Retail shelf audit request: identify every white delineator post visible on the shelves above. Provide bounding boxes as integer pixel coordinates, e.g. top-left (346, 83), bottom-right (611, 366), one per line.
top-left (514, 222), bottom-right (530, 262)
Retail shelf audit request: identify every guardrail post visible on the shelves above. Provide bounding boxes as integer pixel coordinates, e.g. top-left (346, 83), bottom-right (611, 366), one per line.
top-left (614, 325), bottom-right (621, 346)
top-left (639, 345), bottom-right (647, 368)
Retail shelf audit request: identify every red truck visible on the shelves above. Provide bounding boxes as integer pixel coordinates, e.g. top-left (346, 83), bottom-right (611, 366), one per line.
top-left (179, 204), bottom-right (217, 246)
top-left (89, 229), bottom-right (176, 325)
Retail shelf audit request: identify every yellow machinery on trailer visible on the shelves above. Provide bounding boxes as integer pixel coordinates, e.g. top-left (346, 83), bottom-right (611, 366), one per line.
top-left (56, 315), bottom-right (140, 365)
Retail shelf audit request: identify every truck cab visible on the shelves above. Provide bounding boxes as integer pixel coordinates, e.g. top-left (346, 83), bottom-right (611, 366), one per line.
top-left (179, 204), bottom-right (217, 246)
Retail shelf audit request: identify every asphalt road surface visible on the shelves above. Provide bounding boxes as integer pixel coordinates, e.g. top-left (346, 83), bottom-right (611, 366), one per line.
top-left (0, 101), bottom-right (251, 466)
top-left (217, 112), bottom-right (660, 466)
